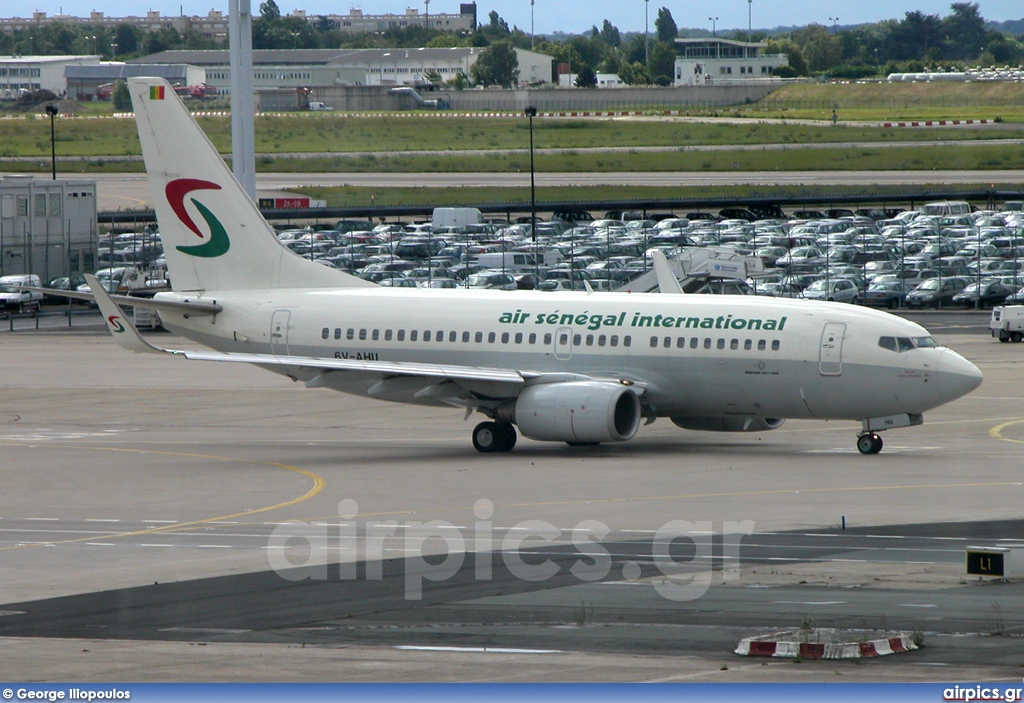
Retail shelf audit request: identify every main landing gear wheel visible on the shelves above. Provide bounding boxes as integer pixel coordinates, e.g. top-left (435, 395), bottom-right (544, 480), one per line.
top-left (856, 433), bottom-right (883, 455)
top-left (472, 421), bottom-right (517, 453)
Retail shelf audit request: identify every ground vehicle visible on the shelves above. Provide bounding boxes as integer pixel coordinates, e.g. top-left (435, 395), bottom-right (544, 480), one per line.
top-left (0, 274), bottom-right (43, 312)
top-left (476, 252), bottom-right (537, 273)
top-left (432, 207), bottom-right (484, 229)
top-left (307, 101), bottom-right (332, 111)
top-left (858, 280), bottom-right (908, 309)
top-left (798, 278), bottom-right (859, 303)
top-left (904, 277), bottom-right (969, 308)
top-left (951, 281), bottom-right (1015, 309)
top-left (990, 305), bottom-right (1024, 342)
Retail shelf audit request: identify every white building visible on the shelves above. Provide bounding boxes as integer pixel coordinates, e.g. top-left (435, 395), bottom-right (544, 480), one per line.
top-left (306, 4), bottom-right (476, 34)
top-left (673, 38), bottom-right (787, 85)
top-left (0, 55), bottom-right (100, 95)
top-left (135, 47), bottom-right (553, 93)
top-left (0, 176), bottom-right (98, 280)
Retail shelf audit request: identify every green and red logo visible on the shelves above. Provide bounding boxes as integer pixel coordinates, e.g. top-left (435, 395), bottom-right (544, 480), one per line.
top-left (166, 178), bottom-right (231, 258)
top-left (107, 315), bottom-right (125, 333)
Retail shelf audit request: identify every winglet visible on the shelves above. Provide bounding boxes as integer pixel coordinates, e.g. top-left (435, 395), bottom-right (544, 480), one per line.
top-left (86, 274), bottom-right (166, 355)
top-left (651, 250), bottom-right (684, 294)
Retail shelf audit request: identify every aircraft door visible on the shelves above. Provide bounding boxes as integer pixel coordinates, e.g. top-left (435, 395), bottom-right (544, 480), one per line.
top-left (271, 309), bottom-right (291, 356)
top-left (819, 322), bottom-right (846, 376)
top-left (554, 326), bottom-right (573, 360)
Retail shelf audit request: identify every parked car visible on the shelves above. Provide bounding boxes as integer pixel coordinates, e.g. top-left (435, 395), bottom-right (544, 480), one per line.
top-left (798, 278), bottom-right (859, 303)
top-left (857, 280), bottom-right (909, 309)
top-left (951, 281), bottom-right (1015, 309)
top-left (904, 277), bottom-right (969, 308)
top-left (0, 274), bottom-right (43, 312)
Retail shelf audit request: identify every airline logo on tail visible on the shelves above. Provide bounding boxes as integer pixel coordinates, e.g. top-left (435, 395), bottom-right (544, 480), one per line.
top-left (107, 315), bottom-right (125, 333)
top-left (165, 178), bottom-right (231, 258)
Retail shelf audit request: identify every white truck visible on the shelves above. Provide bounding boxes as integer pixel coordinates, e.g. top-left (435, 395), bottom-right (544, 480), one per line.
top-left (0, 274), bottom-right (43, 313)
top-left (432, 207), bottom-right (484, 230)
top-left (990, 305), bottom-right (1024, 343)
top-left (307, 101), bottom-right (333, 111)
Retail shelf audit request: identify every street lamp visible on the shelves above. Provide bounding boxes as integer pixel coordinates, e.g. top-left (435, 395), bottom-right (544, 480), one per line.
top-left (748, 0), bottom-right (752, 34)
top-left (45, 104), bottom-right (58, 180)
top-left (531, 0), bottom-right (535, 51)
top-left (644, 0), bottom-right (649, 67)
top-left (424, 0), bottom-right (430, 30)
top-left (829, 17), bottom-right (839, 34)
top-left (524, 106), bottom-right (538, 280)
top-left (709, 16), bottom-right (718, 38)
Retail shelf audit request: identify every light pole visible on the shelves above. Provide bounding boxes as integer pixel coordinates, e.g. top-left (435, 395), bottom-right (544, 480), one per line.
top-left (525, 106), bottom-right (538, 281)
top-left (531, 0), bottom-right (535, 51)
top-left (644, 0), bottom-right (649, 67)
top-left (45, 104), bottom-right (58, 180)
top-left (709, 16), bottom-right (718, 38)
top-left (424, 0), bottom-right (430, 30)
top-left (748, 0), bottom-right (752, 34)
top-left (829, 17), bottom-right (839, 34)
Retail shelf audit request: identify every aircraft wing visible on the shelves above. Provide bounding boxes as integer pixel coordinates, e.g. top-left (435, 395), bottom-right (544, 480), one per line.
top-left (85, 274), bottom-right (607, 391)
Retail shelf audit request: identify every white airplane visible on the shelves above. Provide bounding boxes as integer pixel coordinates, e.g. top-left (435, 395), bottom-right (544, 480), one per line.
top-left (84, 77), bottom-right (983, 455)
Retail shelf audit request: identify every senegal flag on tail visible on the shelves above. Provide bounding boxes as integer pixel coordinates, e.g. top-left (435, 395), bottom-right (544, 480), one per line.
top-left (149, 85), bottom-right (165, 100)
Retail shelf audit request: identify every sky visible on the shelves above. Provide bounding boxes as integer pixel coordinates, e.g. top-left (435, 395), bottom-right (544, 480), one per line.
top-left (5, 1), bottom-right (1023, 36)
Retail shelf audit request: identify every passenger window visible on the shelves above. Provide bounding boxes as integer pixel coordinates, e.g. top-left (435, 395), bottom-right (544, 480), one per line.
top-left (488, 332), bottom-right (496, 343)
top-left (690, 338), bottom-right (698, 349)
top-left (704, 338), bottom-right (711, 349)
top-left (500, 332), bottom-right (509, 343)
top-left (335, 328), bottom-right (342, 340)
top-left (359, 329), bottom-right (367, 341)
top-left (610, 335), bottom-right (618, 347)
top-left (544, 333), bottom-right (553, 345)
top-left (410, 330), bottom-right (418, 341)
top-left (878, 336), bottom-right (897, 352)
top-left (321, 328), bottom-right (329, 340)
top-left (897, 337), bottom-right (914, 352)
top-left (650, 336), bottom-right (659, 348)
top-left (385, 329), bottom-right (393, 341)
top-left (598, 335), bottom-right (606, 347)
top-left (515, 333), bottom-right (523, 344)
top-left (475, 331), bottom-right (483, 343)
top-left (730, 339), bottom-right (738, 350)
top-left (758, 339), bottom-right (766, 351)
top-left (462, 331), bottom-right (469, 343)
top-left (398, 330), bottom-right (406, 341)
top-left (573, 334), bottom-right (581, 346)
top-left (623, 336), bottom-right (631, 347)
top-left (347, 328), bottom-right (355, 340)
top-left (372, 329), bottom-right (379, 341)
top-left (664, 337), bottom-right (671, 348)
top-left (424, 330), bottom-right (432, 342)
top-left (744, 339), bottom-right (752, 350)
top-left (529, 333), bottom-right (537, 344)
top-left (717, 338), bottom-right (725, 350)
top-left (772, 340), bottom-right (780, 351)
top-left (677, 337), bottom-right (685, 348)
top-left (437, 330), bottom-right (443, 342)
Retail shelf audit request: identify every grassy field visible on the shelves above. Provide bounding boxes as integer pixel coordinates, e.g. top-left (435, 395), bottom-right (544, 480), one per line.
top-left (297, 184), bottom-right (1024, 209)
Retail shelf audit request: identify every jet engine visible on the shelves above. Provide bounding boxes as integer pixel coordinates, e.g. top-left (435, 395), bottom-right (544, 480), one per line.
top-left (504, 382), bottom-right (642, 444)
top-left (671, 417), bottom-right (785, 432)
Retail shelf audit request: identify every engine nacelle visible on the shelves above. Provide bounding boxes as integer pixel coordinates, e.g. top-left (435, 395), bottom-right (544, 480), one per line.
top-left (509, 382), bottom-right (642, 443)
top-left (671, 416), bottom-right (785, 432)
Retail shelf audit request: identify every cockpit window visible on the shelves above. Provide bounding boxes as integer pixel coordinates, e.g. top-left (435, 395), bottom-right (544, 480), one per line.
top-left (878, 335), bottom-right (939, 352)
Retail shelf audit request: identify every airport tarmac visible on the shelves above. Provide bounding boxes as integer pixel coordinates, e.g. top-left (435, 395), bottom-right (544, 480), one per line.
top-left (1, 317), bottom-right (1023, 682)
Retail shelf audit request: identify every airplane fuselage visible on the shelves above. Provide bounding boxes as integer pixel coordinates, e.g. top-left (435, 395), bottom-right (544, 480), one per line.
top-left (155, 287), bottom-right (980, 423)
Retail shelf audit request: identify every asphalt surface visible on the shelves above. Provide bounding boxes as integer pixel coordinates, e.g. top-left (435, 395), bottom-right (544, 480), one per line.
top-left (2, 314), bottom-right (1024, 681)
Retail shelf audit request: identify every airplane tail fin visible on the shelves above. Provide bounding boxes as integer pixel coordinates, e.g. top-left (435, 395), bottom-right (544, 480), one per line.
top-left (127, 77), bottom-right (374, 293)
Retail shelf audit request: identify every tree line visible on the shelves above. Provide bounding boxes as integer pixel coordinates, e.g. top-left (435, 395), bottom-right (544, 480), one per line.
top-left (2, 1), bottom-right (1021, 87)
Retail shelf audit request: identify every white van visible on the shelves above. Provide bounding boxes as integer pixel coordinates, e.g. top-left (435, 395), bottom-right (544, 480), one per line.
top-left (432, 207), bottom-right (484, 230)
top-left (475, 252), bottom-right (537, 272)
top-left (0, 274), bottom-right (43, 312)
top-left (920, 201), bottom-right (972, 217)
